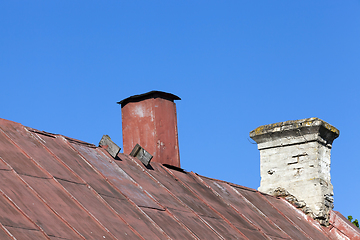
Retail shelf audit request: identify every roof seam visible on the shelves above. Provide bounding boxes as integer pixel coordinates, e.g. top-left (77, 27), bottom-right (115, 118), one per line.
top-left (0, 127), bottom-right (65, 239)
top-left (46, 235), bottom-right (73, 240)
top-left (63, 137), bottom-right (97, 148)
top-left (138, 205), bottom-right (167, 211)
top-left (0, 169), bottom-right (12, 172)
top-left (0, 127), bottom-right (53, 179)
top-left (59, 143), bottom-right (150, 239)
top-left (161, 164), bottom-right (249, 240)
top-left (196, 173), bottom-right (259, 193)
top-left (2, 225), bottom-right (40, 231)
top-left (122, 154), bottom-right (225, 240)
top-left (130, 154), bottom-right (243, 239)
top-left (27, 128), bottom-right (57, 138)
top-left (329, 217), bottom-right (360, 238)
top-left (0, 223), bottom-right (16, 240)
top-left (228, 184), bottom-right (292, 239)
top-left (17, 173), bottom-right (52, 179)
top-left (30, 133), bottom-right (140, 240)
top-left (18, 131), bottom-right (107, 239)
top-left (328, 224), bottom-right (351, 239)
top-left (15, 173), bottom-right (86, 239)
top-left (256, 191), bottom-right (314, 239)
top-left (118, 157), bottom-right (205, 238)
top-left (193, 173), bottom-right (272, 240)
top-left (53, 177), bottom-right (86, 185)
top-left (279, 198), bottom-right (334, 240)
top-left (30, 134), bottom-right (90, 184)
top-left (322, 224), bottom-right (338, 240)
top-left (0, 175), bottom-right (52, 240)
top-left (51, 180), bottom-right (119, 240)
top-left (97, 193), bottom-right (126, 200)
top-left (94, 150), bottom-right (179, 240)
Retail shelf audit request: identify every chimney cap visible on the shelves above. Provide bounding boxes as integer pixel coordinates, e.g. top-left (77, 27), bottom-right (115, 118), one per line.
top-left (250, 117), bottom-right (339, 138)
top-left (117, 90), bottom-right (181, 107)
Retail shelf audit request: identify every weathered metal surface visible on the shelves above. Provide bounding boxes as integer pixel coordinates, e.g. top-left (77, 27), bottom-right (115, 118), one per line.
top-left (151, 164), bottom-right (247, 239)
top-left (120, 91), bottom-right (181, 167)
top-left (141, 207), bottom-right (196, 240)
top-left (116, 154), bottom-right (225, 239)
top-left (99, 134), bottom-right (121, 158)
top-left (165, 167), bottom-right (267, 239)
top-left (236, 187), bottom-right (311, 239)
top-left (74, 145), bottom-right (200, 239)
top-left (0, 119), bottom-right (81, 182)
top-left (151, 164), bottom-right (218, 218)
top-left (327, 211), bottom-right (360, 239)
top-left (49, 237), bottom-right (74, 240)
top-left (266, 195), bottom-right (331, 239)
top-left (5, 226), bottom-right (48, 240)
top-left (101, 195), bottom-right (167, 240)
top-left (72, 142), bottom-right (162, 210)
top-left (200, 176), bottom-right (290, 239)
top-left (116, 153), bottom-right (185, 210)
top-left (0, 226), bottom-right (13, 240)
top-left (0, 170), bottom-right (79, 239)
top-left (40, 134), bottom-right (126, 199)
top-left (0, 123), bottom-right (48, 178)
top-left (0, 191), bottom-right (39, 230)
top-left (0, 117), bottom-right (358, 239)
top-left (168, 208), bottom-right (222, 240)
top-left (0, 158), bottom-right (11, 170)
top-left (21, 175), bottom-right (113, 240)
top-left (58, 179), bottom-right (141, 239)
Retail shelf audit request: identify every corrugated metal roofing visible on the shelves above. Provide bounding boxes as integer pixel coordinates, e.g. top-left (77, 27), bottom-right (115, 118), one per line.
top-left (0, 117), bottom-right (359, 239)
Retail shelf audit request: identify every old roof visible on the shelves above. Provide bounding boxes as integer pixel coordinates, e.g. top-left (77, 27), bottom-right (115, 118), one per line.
top-left (0, 118), bottom-right (359, 240)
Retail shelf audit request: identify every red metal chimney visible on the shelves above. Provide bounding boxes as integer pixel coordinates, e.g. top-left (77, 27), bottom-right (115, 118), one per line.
top-left (118, 91), bottom-right (181, 167)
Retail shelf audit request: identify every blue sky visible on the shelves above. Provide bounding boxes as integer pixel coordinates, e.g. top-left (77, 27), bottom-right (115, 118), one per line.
top-left (1, 1), bottom-right (359, 220)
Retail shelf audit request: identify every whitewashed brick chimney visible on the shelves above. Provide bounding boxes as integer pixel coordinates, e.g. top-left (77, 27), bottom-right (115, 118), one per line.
top-left (250, 118), bottom-right (339, 225)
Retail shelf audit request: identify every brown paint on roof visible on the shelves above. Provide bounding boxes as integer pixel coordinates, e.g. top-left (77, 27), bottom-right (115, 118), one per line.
top-left (0, 117), bottom-right (359, 239)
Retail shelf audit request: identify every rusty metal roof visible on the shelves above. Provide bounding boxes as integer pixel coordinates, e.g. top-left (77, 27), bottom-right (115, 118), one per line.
top-left (0, 118), bottom-right (359, 239)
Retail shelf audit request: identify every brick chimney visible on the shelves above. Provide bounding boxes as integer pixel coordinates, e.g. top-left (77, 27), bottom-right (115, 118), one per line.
top-left (250, 118), bottom-right (339, 225)
top-left (118, 91), bottom-right (181, 167)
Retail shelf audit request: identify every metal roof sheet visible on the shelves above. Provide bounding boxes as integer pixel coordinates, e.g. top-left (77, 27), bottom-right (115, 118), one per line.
top-left (0, 117), bottom-right (359, 239)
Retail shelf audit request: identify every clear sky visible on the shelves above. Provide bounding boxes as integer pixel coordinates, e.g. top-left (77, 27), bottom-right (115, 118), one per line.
top-left (1, 1), bottom-right (359, 221)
